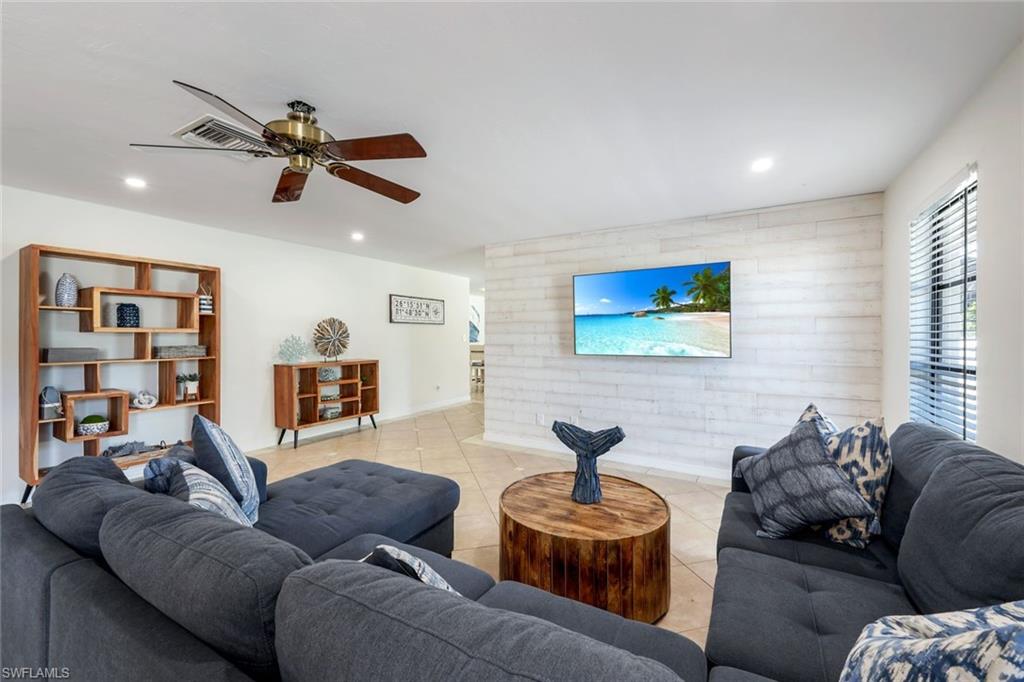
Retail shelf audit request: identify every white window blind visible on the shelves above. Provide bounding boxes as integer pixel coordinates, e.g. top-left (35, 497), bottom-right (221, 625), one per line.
top-left (909, 171), bottom-right (977, 441)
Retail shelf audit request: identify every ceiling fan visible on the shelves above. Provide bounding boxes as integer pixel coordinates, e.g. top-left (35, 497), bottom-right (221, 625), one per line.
top-left (130, 81), bottom-right (426, 204)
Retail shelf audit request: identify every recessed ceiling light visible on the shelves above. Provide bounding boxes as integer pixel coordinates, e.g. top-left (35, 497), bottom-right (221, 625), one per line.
top-left (351, 232), bottom-right (364, 242)
top-left (124, 177), bottom-right (147, 189)
top-left (479, 287), bottom-right (486, 292)
top-left (750, 157), bottom-right (774, 173)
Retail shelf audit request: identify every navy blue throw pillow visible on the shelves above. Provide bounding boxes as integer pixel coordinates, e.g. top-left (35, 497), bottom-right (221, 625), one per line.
top-left (735, 421), bottom-right (878, 539)
top-left (191, 415), bottom-right (258, 523)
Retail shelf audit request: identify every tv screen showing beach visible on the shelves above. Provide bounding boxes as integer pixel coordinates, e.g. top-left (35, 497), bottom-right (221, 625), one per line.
top-left (573, 262), bottom-right (731, 357)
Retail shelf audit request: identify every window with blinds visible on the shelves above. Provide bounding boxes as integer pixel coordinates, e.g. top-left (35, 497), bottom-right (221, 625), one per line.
top-left (909, 171), bottom-right (977, 441)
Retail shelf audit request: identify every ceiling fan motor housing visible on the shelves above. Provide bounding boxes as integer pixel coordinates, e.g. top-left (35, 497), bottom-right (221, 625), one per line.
top-left (266, 106), bottom-right (334, 174)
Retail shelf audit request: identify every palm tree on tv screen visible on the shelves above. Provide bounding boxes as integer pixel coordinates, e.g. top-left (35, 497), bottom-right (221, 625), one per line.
top-left (650, 285), bottom-right (677, 310)
top-left (684, 267), bottom-right (730, 311)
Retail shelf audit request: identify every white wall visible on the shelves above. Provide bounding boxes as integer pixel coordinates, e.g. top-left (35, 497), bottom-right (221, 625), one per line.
top-left (1, 187), bottom-right (469, 503)
top-left (882, 41), bottom-right (1023, 459)
top-left (484, 193), bottom-right (884, 478)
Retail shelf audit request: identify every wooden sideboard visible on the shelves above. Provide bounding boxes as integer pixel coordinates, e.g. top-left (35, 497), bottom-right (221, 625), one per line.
top-left (273, 359), bottom-right (379, 448)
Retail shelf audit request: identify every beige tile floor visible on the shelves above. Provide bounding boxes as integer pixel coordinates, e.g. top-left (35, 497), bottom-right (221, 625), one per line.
top-left (250, 390), bottom-right (726, 649)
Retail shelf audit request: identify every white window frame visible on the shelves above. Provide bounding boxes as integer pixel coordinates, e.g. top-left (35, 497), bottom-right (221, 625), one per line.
top-left (908, 168), bottom-right (977, 441)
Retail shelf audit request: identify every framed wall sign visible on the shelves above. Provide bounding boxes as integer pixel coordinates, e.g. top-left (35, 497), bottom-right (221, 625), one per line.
top-left (390, 294), bottom-right (445, 325)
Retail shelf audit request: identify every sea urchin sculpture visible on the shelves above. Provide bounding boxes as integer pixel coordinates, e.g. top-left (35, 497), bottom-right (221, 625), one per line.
top-left (313, 318), bottom-right (350, 359)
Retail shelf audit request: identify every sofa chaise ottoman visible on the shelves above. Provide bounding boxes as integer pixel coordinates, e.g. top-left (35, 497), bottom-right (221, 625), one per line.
top-left (255, 459), bottom-right (460, 558)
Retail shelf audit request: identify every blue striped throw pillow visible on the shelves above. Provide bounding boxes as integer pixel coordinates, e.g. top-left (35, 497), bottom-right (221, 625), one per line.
top-left (191, 415), bottom-right (259, 523)
top-left (168, 462), bottom-right (253, 527)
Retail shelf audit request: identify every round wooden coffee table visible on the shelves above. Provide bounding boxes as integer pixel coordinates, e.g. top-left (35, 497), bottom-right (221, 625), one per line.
top-left (498, 471), bottom-right (670, 623)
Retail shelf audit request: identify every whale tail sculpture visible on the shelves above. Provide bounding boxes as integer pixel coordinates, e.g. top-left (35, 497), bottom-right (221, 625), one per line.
top-left (551, 421), bottom-right (626, 504)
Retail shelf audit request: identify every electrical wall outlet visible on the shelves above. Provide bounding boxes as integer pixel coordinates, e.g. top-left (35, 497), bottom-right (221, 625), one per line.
top-left (536, 412), bottom-right (545, 426)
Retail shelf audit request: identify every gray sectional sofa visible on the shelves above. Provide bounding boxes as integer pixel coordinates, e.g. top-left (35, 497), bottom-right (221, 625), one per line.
top-left (0, 455), bottom-right (715, 681)
top-left (1, 457), bottom-right (464, 680)
top-left (706, 422), bottom-right (1024, 681)
top-left (3, 422), bottom-right (1020, 681)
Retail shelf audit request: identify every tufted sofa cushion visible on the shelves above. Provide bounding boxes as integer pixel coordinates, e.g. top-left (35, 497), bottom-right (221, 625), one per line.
top-left (255, 460), bottom-right (460, 559)
top-left (706, 548), bottom-right (916, 682)
top-left (718, 492), bottom-right (901, 584)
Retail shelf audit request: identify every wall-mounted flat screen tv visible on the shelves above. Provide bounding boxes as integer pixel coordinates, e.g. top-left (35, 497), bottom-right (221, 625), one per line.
top-left (573, 261), bottom-right (731, 357)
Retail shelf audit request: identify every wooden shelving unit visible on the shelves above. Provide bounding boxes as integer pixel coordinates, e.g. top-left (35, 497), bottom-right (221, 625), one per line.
top-left (273, 360), bottom-right (379, 448)
top-left (19, 244), bottom-right (221, 499)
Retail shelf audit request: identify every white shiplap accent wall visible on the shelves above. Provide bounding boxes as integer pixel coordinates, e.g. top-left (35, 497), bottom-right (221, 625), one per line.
top-left (483, 193), bottom-right (884, 479)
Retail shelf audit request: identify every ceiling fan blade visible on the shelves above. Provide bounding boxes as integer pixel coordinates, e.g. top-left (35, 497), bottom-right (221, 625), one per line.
top-left (172, 80), bottom-right (292, 150)
top-left (272, 169), bottom-right (309, 203)
top-left (320, 133), bottom-right (426, 161)
top-left (326, 164), bottom-right (420, 204)
top-left (129, 143), bottom-right (274, 156)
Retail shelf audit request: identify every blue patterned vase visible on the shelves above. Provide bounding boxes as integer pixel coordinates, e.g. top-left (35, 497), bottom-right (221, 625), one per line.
top-left (55, 273), bottom-right (80, 307)
top-left (116, 303), bottom-right (140, 328)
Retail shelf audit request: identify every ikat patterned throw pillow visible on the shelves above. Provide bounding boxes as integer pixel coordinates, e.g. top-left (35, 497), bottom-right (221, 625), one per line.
top-left (823, 418), bottom-right (891, 548)
top-left (794, 404), bottom-right (892, 548)
top-left (839, 600), bottom-right (1024, 682)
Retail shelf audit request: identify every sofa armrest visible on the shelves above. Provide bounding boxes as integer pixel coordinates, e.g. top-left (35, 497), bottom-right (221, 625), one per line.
top-left (731, 446), bottom-right (766, 493)
top-left (246, 457), bottom-right (268, 503)
top-left (1, 505), bottom-right (90, 668)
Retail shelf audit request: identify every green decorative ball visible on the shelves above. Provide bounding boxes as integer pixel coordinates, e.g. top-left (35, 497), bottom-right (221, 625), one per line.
top-left (81, 414), bottom-right (107, 424)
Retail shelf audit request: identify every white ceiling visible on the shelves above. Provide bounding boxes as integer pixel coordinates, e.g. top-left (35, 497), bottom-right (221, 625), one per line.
top-left (3, 3), bottom-right (1022, 289)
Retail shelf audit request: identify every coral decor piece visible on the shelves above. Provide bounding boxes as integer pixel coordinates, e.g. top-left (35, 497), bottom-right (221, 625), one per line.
top-left (313, 318), bottom-right (350, 359)
top-left (551, 421), bottom-right (626, 504)
top-left (277, 335), bottom-right (310, 364)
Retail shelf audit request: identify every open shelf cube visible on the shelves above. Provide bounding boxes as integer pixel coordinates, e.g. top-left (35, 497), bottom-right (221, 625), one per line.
top-left (78, 287), bottom-right (200, 333)
top-left (54, 389), bottom-right (130, 444)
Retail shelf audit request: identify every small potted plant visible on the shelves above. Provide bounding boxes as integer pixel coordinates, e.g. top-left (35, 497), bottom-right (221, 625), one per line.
top-left (176, 372), bottom-right (200, 401)
top-left (76, 414), bottom-right (110, 437)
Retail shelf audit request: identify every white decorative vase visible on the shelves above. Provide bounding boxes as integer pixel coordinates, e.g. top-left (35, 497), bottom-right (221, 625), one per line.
top-left (55, 273), bottom-right (80, 307)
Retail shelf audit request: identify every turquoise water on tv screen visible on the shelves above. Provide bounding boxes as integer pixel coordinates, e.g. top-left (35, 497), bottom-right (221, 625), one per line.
top-left (574, 312), bottom-right (730, 357)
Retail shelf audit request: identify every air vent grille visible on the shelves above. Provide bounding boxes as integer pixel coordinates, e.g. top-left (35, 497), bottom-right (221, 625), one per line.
top-left (172, 115), bottom-right (275, 158)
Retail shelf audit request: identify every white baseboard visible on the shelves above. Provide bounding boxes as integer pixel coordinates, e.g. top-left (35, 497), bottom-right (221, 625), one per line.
top-left (276, 394), bottom-right (473, 445)
top-left (483, 430), bottom-right (732, 481)
top-left (397, 395), bottom-right (473, 417)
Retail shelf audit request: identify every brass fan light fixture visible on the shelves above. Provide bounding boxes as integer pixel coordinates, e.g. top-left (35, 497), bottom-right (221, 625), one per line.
top-left (131, 81), bottom-right (426, 204)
